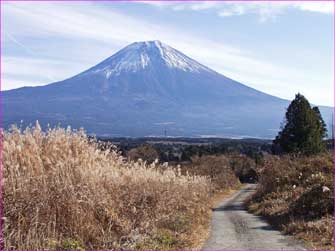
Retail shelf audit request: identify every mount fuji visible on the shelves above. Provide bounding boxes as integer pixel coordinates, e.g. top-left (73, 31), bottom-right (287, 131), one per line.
top-left (2, 41), bottom-right (332, 138)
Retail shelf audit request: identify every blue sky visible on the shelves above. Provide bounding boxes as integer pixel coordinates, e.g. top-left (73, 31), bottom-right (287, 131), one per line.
top-left (2, 1), bottom-right (334, 106)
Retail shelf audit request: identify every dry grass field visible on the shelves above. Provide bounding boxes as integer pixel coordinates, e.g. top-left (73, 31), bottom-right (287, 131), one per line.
top-left (2, 123), bottom-right (213, 250)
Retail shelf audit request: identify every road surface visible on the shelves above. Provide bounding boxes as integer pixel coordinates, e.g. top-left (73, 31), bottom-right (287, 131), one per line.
top-left (203, 184), bottom-right (306, 250)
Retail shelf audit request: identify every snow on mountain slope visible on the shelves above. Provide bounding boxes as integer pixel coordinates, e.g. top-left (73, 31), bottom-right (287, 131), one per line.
top-left (84, 41), bottom-right (214, 78)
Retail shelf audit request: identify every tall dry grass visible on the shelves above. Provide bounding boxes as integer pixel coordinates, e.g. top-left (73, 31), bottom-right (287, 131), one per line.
top-left (2, 123), bottom-right (211, 250)
top-left (247, 152), bottom-right (334, 250)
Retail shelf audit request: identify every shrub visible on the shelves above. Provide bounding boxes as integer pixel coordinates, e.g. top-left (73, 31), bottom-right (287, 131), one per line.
top-left (180, 155), bottom-right (241, 193)
top-left (2, 123), bottom-right (211, 250)
top-left (247, 152), bottom-right (334, 249)
top-left (228, 153), bottom-right (258, 183)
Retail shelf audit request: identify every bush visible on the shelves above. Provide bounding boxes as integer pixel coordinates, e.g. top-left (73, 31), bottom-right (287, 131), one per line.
top-left (2, 123), bottom-right (211, 250)
top-left (247, 152), bottom-right (334, 249)
top-left (228, 153), bottom-right (258, 183)
top-left (180, 155), bottom-right (241, 193)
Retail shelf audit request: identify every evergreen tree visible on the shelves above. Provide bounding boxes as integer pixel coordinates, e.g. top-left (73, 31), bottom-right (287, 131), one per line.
top-left (312, 106), bottom-right (327, 139)
top-left (273, 93), bottom-right (327, 155)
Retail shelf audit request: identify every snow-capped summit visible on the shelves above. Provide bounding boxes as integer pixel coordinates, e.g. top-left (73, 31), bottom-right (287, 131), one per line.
top-left (86, 40), bottom-right (213, 78)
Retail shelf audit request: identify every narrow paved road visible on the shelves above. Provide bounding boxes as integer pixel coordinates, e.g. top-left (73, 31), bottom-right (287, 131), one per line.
top-left (203, 184), bottom-right (306, 250)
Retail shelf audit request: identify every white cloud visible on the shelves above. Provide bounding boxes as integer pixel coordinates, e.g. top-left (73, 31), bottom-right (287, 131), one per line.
top-left (142, 1), bottom-right (333, 22)
top-left (294, 2), bottom-right (333, 14)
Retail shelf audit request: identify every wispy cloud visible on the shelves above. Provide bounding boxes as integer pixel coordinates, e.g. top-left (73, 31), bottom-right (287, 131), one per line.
top-left (142, 1), bottom-right (333, 22)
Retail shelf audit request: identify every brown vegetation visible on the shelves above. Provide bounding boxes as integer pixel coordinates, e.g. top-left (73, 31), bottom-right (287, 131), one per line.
top-left (228, 153), bottom-right (259, 183)
top-left (181, 155), bottom-right (241, 193)
top-left (2, 124), bottom-right (211, 250)
top-left (247, 152), bottom-right (334, 250)
top-left (7, 122), bottom-right (325, 250)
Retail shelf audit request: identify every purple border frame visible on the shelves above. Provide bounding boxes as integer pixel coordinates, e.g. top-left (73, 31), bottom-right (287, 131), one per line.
top-left (0, 0), bottom-right (334, 251)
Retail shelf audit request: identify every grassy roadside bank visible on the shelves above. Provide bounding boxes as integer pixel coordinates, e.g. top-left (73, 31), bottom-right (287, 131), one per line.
top-left (247, 152), bottom-right (334, 250)
top-left (2, 124), bottom-right (246, 250)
